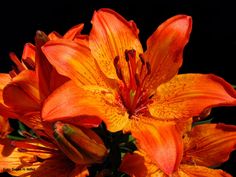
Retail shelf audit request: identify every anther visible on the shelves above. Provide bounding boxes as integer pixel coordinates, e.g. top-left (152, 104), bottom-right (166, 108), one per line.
top-left (146, 62), bottom-right (151, 75)
top-left (114, 56), bottom-right (123, 80)
top-left (139, 54), bottom-right (145, 65)
top-left (125, 50), bottom-right (130, 62)
top-left (135, 73), bottom-right (140, 86)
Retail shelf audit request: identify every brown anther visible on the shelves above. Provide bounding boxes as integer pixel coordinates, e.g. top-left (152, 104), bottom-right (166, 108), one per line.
top-left (125, 50), bottom-right (130, 62)
top-left (114, 56), bottom-right (123, 80)
top-left (129, 49), bottom-right (136, 58)
top-left (148, 94), bottom-right (154, 99)
top-left (139, 54), bottom-right (145, 65)
top-left (22, 58), bottom-right (36, 70)
top-left (135, 73), bottom-right (140, 86)
top-left (146, 62), bottom-right (151, 75)
top-left (9, 52), bottom-right (26, 72)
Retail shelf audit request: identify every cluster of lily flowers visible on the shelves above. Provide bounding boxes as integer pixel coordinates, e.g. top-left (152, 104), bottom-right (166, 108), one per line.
top-left (0, 8), bottom-right (236, 177)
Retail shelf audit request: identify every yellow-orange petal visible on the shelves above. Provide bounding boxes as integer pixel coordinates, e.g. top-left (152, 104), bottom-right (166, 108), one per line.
top-left (42, 39), bottom-right (111, 87)
top-left (3, 70), bottom-right (40, 114)
top-left (129, 119), bottom-right (183, 175)
top-left (89, 8), bottom-right (143, 80)
top-left (0, 139), bottom-right (43, 176)
top-left (177, 164), bottom-right (232, 177)
top-left (143, 15), bottom-right (192, 91)
top-left (42, 81), bottom-right (129, 132)
top-left (63, 23), bottom-right (84, 40)
top-left (148, 74), bottom-right (236, 121)
top-left (183, 123), bottom-right (236, 167)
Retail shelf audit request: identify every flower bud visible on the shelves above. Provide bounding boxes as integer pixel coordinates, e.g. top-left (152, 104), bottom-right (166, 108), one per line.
top-left (53, 121), bottom-right (107, 165)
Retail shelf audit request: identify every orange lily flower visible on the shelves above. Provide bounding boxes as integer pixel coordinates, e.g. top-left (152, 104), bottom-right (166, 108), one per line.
top-left (0, 24), bottom-right (107, 176)
top-left (41, 8), bottom-right (236, 175)
top-left (119, 123), bottom-right (236, 177)
top-left (0, 121), bottom-right (107, 177)
top-left (1, 23), bottom-right (101, 133)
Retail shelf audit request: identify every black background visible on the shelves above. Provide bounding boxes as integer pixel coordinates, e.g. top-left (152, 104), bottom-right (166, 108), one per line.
top-left (0, 0), bottom-right (236, 176)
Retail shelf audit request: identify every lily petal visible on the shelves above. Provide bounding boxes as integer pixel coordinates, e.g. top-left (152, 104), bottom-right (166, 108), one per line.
top-left (22, 43), bottom-right (36, 70)
top-left (27, 156), bottom-right (79, 177)
top-left (0, 74), bottom-right (11, 90)
top-left (144, 15), bottom-right (192, 91)
top-left (70, 165), bottom-right (89, 177)
top-left (129, 119), bottom-right (183, 175)
top-left (178, 164), bottom-right (232, 177)
top-left (148, 74), bottom-right (236, 121)
top-left (0, 74), bottom-right (17, 118)
top-left (19, 112), bottom-right (44, 131)
top-left (0, 139), bottom-right (44, 176)
top-left (63, 23), bottom-right (84, 40)
top-left (42, 81), bottom-right (129, 132)
top-left (48, 31), bottom-right (62, 40)
top-left (183, 123), bottom-right (236, 167)
top-left (89, 8), bottom-right (143, 80)
top-left (42, 39), bottom-right (110, 87)
top-left (119, 152), bottom-right (161, 177)
top-left (3, 70), bottom-right (40, 114)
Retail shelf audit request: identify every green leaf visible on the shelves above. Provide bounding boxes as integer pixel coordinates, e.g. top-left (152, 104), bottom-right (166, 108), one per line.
top-left (192, 118), bottom-right (213, 127)
top-left (7, 135), bottom-right (25, 140)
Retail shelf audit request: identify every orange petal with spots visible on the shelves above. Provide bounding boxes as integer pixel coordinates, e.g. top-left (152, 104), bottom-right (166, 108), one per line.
top-left (183, 123), bottom-right (236, 167)
top-left (0, 139), bottom-right (49, 176)
top-left (42, 81), bottom-right (129, 132)
top-left (89, 8), bottom-right (143, 80)
top-left (144, 15), bottom-right (192, 91)
top-left (129, 120), bottom-right (183, 175)
top-left (3, 70), bottom-right (40, 115)
top-left (148, 74), bottom-right (236, 121)
top-left (42, 39), bottom-right (110, 87)
top-left (119, 152), bottom-right (158, 177)
top-left (177, 165), bottom-right (232, 177)
top-left (0, 74), bottom-right (17, 118)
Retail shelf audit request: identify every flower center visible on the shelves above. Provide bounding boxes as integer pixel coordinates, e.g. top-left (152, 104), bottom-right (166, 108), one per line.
top-left (114, 49), bottom-right (153, 116)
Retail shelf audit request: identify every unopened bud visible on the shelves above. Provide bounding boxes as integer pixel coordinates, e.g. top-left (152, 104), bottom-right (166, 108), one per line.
top-left (54, 122), bottom-right (107, 164)
top-left (35, 30), bottom-right (49, 47)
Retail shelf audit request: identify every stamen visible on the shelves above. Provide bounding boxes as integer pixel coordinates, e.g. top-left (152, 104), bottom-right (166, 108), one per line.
top-left (113, 50), bottom-right (153, 116)
top-left (134, 73), bottom-right (140, 86)
top-left (146, 61), bottom-right (151, 75)
top-left (23, 58), bottom-right (35, 70)
top-left (139, 54), bottom-right (145, 65)
top-left (114, 56), bottom-right (123, 80)
top-left (125, 50), bottom-right (130, 62)
top-left (9, 52), bottom-right (26, 72)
